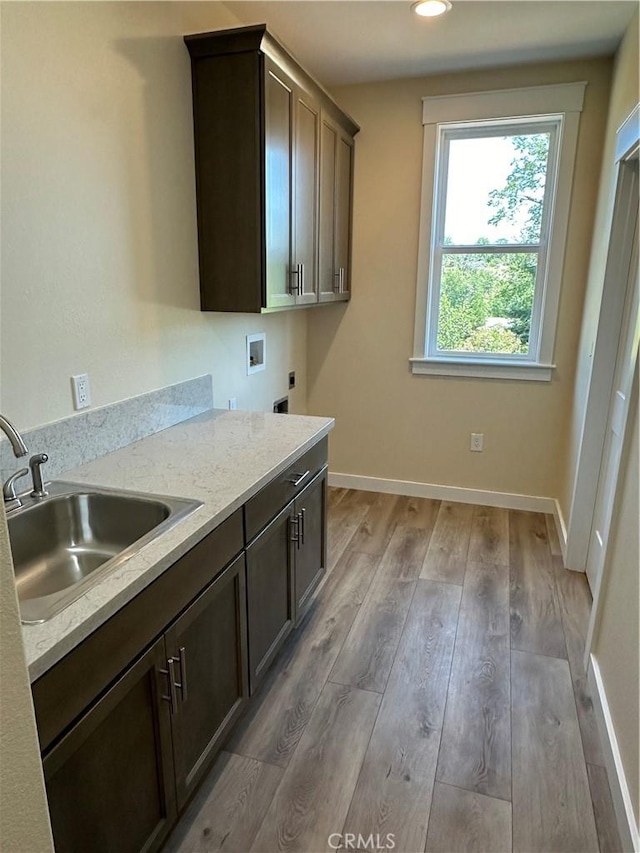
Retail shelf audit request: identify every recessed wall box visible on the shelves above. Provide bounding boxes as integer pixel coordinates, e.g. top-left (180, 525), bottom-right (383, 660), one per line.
top-left (247, 333), bottom-right (266, 375)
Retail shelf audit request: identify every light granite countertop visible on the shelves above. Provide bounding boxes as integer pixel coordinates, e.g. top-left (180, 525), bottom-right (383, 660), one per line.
top-left (22, 409), bottom-right (334, 682)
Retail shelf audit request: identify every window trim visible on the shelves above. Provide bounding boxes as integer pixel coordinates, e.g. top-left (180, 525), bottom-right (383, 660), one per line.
top-left (412, 82), bottom-right (585, 381)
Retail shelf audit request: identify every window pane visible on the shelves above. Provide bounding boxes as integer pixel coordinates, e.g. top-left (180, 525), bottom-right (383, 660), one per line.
top-left (437, 252), bottom-right (537, 354)
top-left (444, 133), bottom-right (550, 245)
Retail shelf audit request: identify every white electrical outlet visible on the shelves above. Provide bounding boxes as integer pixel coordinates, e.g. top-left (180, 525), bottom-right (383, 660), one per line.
top-left (470, 433), bottom-right (484, 452)
top-left (228, 397), bottom-right (237, 410)
top-left (71, 374), bottom-right (91, 410)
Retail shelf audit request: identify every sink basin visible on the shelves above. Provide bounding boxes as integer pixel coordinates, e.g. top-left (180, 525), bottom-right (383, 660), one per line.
top-left (8, 481), bottom-right (201, 624)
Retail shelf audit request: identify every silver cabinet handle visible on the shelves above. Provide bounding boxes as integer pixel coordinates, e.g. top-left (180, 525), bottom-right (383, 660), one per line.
top-left (333, 271), bottom-right (341, 293)
top-left (340, 267), bottom-right (345, 293)
top-left (177, 647), bottom-right (188, 702)
top-left (290, 514), bottom-right (300, 545)
top-left (159, 658), bottom-right (178, 714)
top-left (300, 262), bottom-right (305, 295)
top-left (288, 470), bottom-right (310, 487)
top-left (290, 264), bottom-right (301, 295)
top-left (299, 508), bottom-right (306, 546)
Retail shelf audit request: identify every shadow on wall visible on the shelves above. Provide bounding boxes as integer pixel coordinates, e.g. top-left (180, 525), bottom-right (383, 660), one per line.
top-left (114, 34), bottom-right (200, 315)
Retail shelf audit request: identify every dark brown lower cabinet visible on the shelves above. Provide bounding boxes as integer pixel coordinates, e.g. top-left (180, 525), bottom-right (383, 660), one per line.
top-left (293, 468), bottom-right (327, 622)
top-left (166, 553), bottom-right (248, 809)
top-left (36, 441), bottom-right (329, 853)
top-left (43, 637), bottom-right (177, 853)
top-left (246, 503), bottom-right (295, 693)
top-left (43, 555), bottom-right (248, 853)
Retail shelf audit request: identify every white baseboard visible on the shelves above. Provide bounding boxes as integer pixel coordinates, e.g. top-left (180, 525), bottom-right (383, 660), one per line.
top-left (328, 471), bottom-right (557, 514)
top-left (553, 498), bottom-right (568, 562)
top-left (588, 656), bottom-right (639, 852)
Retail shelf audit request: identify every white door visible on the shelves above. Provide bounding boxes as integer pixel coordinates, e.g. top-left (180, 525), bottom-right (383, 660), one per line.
top-left (585, 212), bottom-right (639, 591)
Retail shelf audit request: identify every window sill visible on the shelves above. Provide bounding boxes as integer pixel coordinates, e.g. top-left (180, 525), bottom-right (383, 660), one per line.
top-left (409, 357), bottom-right (555, 381)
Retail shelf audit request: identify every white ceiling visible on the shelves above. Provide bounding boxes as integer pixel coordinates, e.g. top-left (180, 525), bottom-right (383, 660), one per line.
top-left (224, 0), bottom-right (638, 86)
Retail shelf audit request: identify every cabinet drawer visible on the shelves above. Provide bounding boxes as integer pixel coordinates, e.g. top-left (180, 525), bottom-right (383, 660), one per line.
top-left (34, 508), bottom-right (244, 754)
top-left (244, 437), bottom-right (328, 543)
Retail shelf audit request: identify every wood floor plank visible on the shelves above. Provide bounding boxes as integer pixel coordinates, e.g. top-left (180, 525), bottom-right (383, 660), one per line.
top-left (251, 682), bottom-right (381, 853)
top-left (342, 580), bottom-right (461, 853)
top-left (327, 490), bottom-right (375, 572)
top-left (347, 492), bottom-right (403, 557)
top-left (425, 783), bottom-right (512, 853)
top-left (329, 523), bottom-right (429, 692)
top-left (166, 752), bottom-right (283, 853)
top-left (395, 495), bottom-right (441, 532)
top-left (437, 561), bottom-right (511, 801)
top-left (227, 550), bottom-right (379, 767)
top-left (553, 556), bottom-right (604, 766)
top-left (587, 763), bottom-right (623, 853)
top-left (545, 514), bottom-right (563, 556)
top-left (512, 650), bottom-right (599, 853)
top-left (468, 505), bottom-right (510, 566)
top-left (420, 501), bottom-right (474, 585)
top-left (327, 486), bottom-right (348, 511)
top-left (509, 511), bottom-right (567, 659)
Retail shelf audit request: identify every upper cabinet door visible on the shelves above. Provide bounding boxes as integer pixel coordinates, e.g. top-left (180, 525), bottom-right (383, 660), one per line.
top-left (319, 117), bottom-right (339, 302)
top-left (319, 113), bottom-right (354, 303)
top-left (334, 132), bottom-right (354, 301)
top-left (265, 63), bottom-right (296, 310)
top-left (292, 89), bottom-right (320, 306)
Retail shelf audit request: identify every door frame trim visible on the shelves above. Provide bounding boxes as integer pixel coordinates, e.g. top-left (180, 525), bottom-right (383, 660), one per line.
top-left (566, 104), bottom-right (640, 571)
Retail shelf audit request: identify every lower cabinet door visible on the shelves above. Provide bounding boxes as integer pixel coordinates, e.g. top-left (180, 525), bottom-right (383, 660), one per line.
top-left (43, 637), bottom-right (177, 853)
top-left (294, 468), bottom-right (327, 622)
top-left (246, 502), bottom-right (295, 693)
top-left (165, 553), bottom-right (249, 810)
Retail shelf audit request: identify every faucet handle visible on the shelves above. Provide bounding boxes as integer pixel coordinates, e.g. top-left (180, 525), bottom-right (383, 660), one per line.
top-left (3, 468), bottom-right (29, 509)
top-left (29, 453), bottom-right (49, 498)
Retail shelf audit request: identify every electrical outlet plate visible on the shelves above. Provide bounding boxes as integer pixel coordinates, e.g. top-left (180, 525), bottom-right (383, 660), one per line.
top-left (228, 398), bottom-right (237, 410)
top-left (71, 374), bottom-right (91, 410)
top-left (470, 433), bottom-right (484, 452)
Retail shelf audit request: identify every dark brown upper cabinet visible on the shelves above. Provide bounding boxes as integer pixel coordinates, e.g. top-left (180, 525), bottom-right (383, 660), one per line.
top-left (184, 25), bottom-right (359, 313)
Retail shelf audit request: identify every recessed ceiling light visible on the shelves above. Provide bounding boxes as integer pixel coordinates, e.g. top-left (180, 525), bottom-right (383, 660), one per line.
top-left (412, 0), bottom-right (452, 17)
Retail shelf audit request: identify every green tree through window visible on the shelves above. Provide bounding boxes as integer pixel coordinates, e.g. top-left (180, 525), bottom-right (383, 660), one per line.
top-left (436, 132), bottom-right (550, 354)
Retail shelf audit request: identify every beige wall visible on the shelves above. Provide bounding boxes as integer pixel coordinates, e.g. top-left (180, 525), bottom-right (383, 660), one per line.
top-left (563, 11), bottom-right (640, 519)
top-left (592, 361), bottom-right (639, 830)
top-left (307, 57), bottom-right (611, 500)
top-left (0, 504), bottom-right (54, 853)
top-left (1, 1), bottom-right (307, 431)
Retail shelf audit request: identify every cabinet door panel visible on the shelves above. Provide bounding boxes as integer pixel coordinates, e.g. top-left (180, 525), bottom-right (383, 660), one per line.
top-left (246, 503), bottom-right (295, 692)
top-left (319, 118), bottom-right (338, 302)
top-left (294, 468), bottom-right (327, 622)
top-left (43, 638), bottom-right (176, 853)
top-left (293, 91), bottom-right (320, 305)
top-left (265, 63), bottom-right (295, 309)
top-left (166, 553), bottom-right (248, 809)
top-left (335, 134), bottom-right (354, 300)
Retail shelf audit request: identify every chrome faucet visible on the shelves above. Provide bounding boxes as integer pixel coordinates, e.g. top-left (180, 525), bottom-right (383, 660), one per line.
top-left (0, 413), bottom-right (44, 510)
top-left (0, 413), bottom-right (28, 458)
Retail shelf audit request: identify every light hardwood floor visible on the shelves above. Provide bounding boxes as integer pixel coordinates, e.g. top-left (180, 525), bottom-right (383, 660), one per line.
top-left (165, 490), bottom-right (622, 853)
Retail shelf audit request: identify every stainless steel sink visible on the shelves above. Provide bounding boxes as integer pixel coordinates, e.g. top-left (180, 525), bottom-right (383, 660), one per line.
top-left (7, 481), bottom-right (202, 624)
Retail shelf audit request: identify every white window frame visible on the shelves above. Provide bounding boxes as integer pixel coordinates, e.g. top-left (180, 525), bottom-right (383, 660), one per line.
top-left (411, 83), bottom-right (585, 381)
